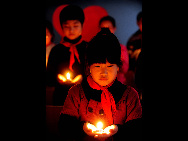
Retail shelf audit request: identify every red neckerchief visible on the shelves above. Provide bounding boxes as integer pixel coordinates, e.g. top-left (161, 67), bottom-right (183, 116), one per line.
top-left (60, 37), bottom-right (83, 72)
top-left (87, 75), bottom-right (116, 125)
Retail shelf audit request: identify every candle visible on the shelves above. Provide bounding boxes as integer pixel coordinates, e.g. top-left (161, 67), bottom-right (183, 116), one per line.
top-left (58, 72), bottom-right (82, 84)
top-left (58, 74), bottom-right (66, 82)
top-left (83, 122), bottom-right (118, 137)
top-left (66, 72), bottom-right (71, 80)
top-left (85, 122), bottom-right (112, 134)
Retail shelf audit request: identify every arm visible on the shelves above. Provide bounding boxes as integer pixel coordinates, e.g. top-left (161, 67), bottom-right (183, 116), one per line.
top-left (114, 87), bottom-right (142, 140)
top-left (58, 85), bottom-right (84, 141)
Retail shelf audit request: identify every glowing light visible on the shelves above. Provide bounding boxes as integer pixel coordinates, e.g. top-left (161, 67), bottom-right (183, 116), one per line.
top-left (83, 122), bottom-right (118, 137)
top-left (87, 123), bottom-right (97, 132)
top-left (58, 73), bottom-right (82, 83)
top-left (66, 72), bottom-right (71, 80)
top-left (96, 122), bottom-right (103, 129)
top-left (58, 74), bottom-right (66, 82)
top-left (72, 74), bottom-right (82, 83)
top-left (85, 122), bottom-right (111, 134)
top-left (103, 125), bottom-right (115, 134)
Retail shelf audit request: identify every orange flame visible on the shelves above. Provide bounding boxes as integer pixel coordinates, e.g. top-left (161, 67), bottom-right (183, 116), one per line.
top-left (58, 74), bottom-right (66, 82)
top-left (86, 122), bottom-right (114, 134)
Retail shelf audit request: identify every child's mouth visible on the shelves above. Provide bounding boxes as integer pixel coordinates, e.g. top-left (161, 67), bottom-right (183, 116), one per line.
top-left (99, 77), bottom-right (108, 80)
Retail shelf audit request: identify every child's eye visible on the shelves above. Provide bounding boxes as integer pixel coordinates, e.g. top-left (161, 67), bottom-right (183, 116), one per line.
top-left (64, 26), bottom-right (69, 29)
top-left (107, 65), bottom-right (114, 67)
top-left (95, 66), bottom-right (100, 68)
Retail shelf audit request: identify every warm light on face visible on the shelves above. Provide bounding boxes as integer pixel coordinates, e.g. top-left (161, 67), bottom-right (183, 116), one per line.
top-left (90, 61), bottom-right (119, 86)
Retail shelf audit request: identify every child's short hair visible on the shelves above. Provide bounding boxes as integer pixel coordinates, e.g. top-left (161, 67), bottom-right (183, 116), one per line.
top-left (99, 15), bottom-right (116, 28)
top-left (59, 4), bottom-right (85, 26)
top-left (86, 28), bottom-right (122, 67)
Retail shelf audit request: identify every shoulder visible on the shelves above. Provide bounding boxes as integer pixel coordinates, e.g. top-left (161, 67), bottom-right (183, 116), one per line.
top-left (77, 40), bottom-right (88, 48)
top-left (124, 85), bottom-right (140, 100)
top-left (68, 83), bottom-right (83, 96)
top-left (109, 80), bottom-right (128, 103)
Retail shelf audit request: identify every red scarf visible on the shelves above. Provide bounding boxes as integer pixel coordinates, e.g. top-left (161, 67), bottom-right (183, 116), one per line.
top-left (87, 75), bottom-right (116, 125)
top-left (60, 37), bottom-right (83, 72)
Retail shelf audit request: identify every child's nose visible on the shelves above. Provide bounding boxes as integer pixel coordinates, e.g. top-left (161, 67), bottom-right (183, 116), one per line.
top-left (69, 27), bottom-right (74, 32)
top-left (100, 67), bottom-right (107, 75)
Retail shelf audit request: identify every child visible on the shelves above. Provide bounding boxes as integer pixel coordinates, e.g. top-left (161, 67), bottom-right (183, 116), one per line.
top-left (99, 16), bottom-right (129, 85)
top-left (58, 28), bottom-right (142, 141)
top-left (46, 5), bottom-right (88, 105)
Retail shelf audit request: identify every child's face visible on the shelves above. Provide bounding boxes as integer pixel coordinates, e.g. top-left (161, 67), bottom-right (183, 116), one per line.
top-left (90, 61), bottom-right (119, 86)
top-left (62, 20), bottom-right (82, 40)
top-left (99, 20), bottom-right (116, 34)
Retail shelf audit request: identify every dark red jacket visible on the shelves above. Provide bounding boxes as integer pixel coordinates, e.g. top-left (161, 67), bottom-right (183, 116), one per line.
top-left (59, 79), bottom-right (142, 141)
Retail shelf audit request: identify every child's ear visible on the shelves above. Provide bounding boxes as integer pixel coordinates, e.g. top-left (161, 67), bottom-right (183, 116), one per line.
top-left (117, 67), bottom-right (119, 71)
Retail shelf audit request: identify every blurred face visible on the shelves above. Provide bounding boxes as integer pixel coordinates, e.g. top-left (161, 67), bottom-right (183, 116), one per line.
top-left (90, 61), bottom-right (119, 86)
top-left (99, 20), bottom-right (116, 34)
top-left (62, 20), bottom-right (82, 40)
top-left (46, 27), bottom-right (52, 46)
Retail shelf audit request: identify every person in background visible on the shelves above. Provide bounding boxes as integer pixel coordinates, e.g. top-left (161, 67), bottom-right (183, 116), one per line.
top-left (99, 16), bottom-right (129, 85)
top-left (125, 11), bottom-right (142, 97)
top-left (46, 20), bottom-right (56, 68)
top-left (46, 4), bottom-right (88, 105)
top-left (58, 28), bottom-right (142, 141)
top-left (126, 11), bottom-right (142, 72)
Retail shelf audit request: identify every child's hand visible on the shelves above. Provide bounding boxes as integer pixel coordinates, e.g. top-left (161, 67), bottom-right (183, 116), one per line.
top-left (94, 124), bottom-right (118, 140)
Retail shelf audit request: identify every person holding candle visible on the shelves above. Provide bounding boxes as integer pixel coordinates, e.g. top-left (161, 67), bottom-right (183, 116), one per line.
top-left (58, 28), bottom-right (142, 141)
top-left (46, 4), bottom-right (88, 105)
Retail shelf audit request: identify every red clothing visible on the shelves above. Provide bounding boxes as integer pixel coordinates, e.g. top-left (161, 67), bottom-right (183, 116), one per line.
top-left (61, 79), bottom-right (142, 127)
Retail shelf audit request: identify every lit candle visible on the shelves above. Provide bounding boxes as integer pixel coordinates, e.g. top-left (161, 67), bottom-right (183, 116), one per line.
top-left (58, 74), bottom-right (66, 82)
top-left (66, 72), bottom-right (71, 80)
top-left (83, 122), bottom-right (118, 137)
top-left (58, 72), bottom-right (82, 84)
top-left (96, 122), bottom-right (103, 129)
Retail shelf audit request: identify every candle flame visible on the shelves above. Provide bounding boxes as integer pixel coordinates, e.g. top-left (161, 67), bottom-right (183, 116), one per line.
top-left (58, 74), bottom-right (66, 82)
top-left (72, 74), bottom-right (82, 83)
top-left (96, 122), bottom-right (103, 129)
top-left (86, 122), bottom-right (115, 135)
top-left (66, 72), bottom-right (71, 80)
top-left (87, 123), bottom-right (97, 132)
top-left (103, 125), bottom-right (115, 134)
